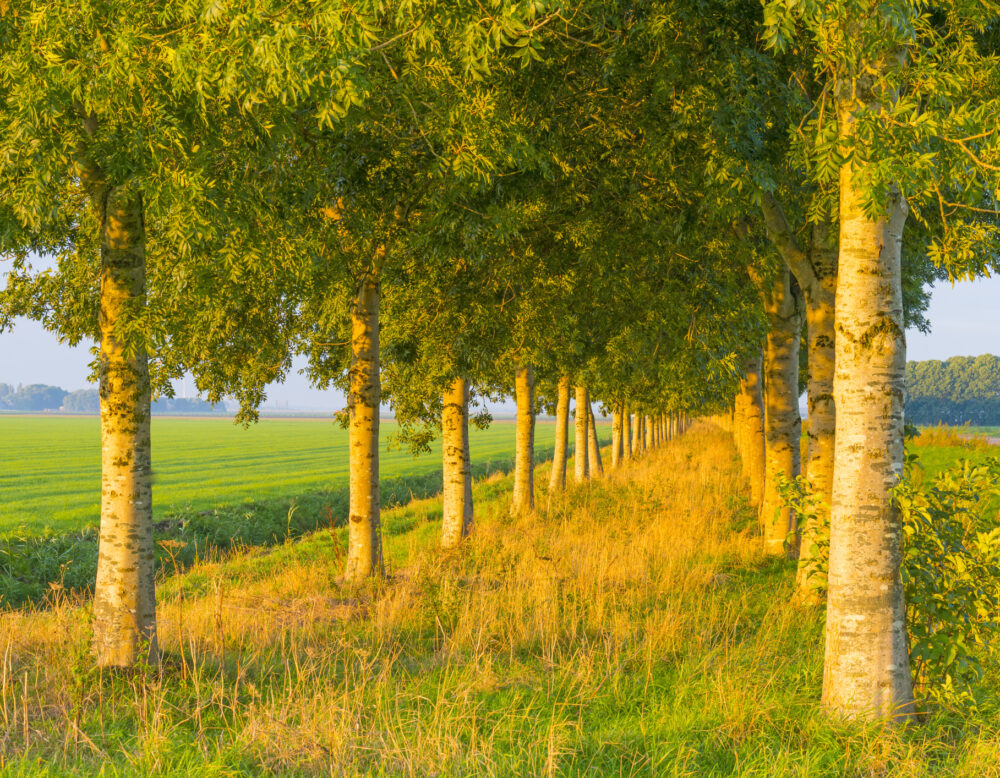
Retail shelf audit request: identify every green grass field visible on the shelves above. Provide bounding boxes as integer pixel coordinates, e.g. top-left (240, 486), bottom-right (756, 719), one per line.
top-left (0, 415), bottom-right (569, 535)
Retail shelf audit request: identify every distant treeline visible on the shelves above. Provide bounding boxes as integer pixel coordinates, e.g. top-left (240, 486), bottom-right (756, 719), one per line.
top-left (906, 355), bottom-right (1000, 425)
top-left (0, 383), bottom-right (219, 414)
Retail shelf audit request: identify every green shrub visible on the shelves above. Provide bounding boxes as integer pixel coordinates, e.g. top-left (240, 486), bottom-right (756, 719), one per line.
top-left (779, 456), bottom-right (1000, 710)
top-left (895, 455), bottom-right (1000, 709)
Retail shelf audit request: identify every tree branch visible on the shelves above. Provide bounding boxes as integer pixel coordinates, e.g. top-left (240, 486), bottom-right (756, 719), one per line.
top-left (760, 192), bottom-right (814, 288)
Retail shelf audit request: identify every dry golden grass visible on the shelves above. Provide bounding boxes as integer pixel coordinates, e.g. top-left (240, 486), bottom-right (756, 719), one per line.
top-left (0, 424), bottom-right (998, 776)
top-left (910, 423), bottom-right (995, 451)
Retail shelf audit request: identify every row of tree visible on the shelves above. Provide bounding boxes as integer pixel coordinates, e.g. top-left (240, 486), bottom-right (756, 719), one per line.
top-left (905, 355), bottom-right (1000, 424)
top-left (0, 383), bottom-right (219, 413)
top-left (2, 0), bottom-right (1000, 724)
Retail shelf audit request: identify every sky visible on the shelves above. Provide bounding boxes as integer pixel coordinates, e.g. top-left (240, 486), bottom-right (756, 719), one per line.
top-left (1, 274), bottom-right (998, 409)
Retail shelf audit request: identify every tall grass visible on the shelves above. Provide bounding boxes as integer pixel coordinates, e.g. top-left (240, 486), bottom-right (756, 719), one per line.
top-left (911, 423), bottom-right (995, 451)
top-left (0, 425), bottom-right (997, 775)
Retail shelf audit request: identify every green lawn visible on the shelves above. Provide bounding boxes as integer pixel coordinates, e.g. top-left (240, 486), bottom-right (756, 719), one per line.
top-left (0, 415), bottom-right (569, 535)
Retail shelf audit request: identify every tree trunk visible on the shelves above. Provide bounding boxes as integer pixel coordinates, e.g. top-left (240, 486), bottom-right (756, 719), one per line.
top-left (761, 194), bottom-right (838, 598)
top-left (548, 376), bottom-right (571, 493)
top-left (511, 365), bottom-right (536, 513)
top-left (93, 189), bottom-right (157, 668)
top-left (611, 407), bottom-right (623, 468)
top-left (645, 416), bottom-right (654, 452)
top-left (822, 91), bottom-right (914, 720)
top-left (441, 376), bottom-right (473, 548)
top-left (734, 395), bottom-right (747, 470)
top-left (738, 351), bottom-right (766, 509)
top-left (624, 408), bottom-right (632, 460)
top-left (588, 404), bottom-right (604, 476)
top-left (345, 274), bottom-right (383, 582)
top-left (759, 265), bottom-right (803, 556)
top-left (574, 385), bottom-right (589, 483)
top-left (796, 258), bottom-right (836, 595)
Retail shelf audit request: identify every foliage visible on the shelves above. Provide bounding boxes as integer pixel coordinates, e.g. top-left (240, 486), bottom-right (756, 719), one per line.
top-left (906, 355), bottom-right (1000, 425)
top-left (778, 448), bottom-right (1000, 709)
top-left (895, 455), bottom-right (1000, 710)
top-left (0, 382), bottom-right (67, 411)
top-left (776, 473), bottom-right (828, 596)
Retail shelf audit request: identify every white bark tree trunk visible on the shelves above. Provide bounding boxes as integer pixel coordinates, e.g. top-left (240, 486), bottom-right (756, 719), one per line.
top-left (345, 274), bottom-right (384, 582)
top-left (822, 90), bottom-right (914, 719)
top-left (511, 365), bottom-right (536, 513)
top-left (611, 407), bottom-right (623, 468)
top-left (441, 376), bottom-right (473, 548)
top-left (588, 404), bottom-right (604, 476)
top-left (758, 265), bottom-right (803, 556)
top-left (548, 376), bottom-right (571, 493)
top-left (574, 385), bottom-right (589, 483)
top-left (93, 189), bottom-right (157, 668)
top-left (738, 351), bottom-right (766, 510)
top-left (761, 194), bottom-right (838, 599)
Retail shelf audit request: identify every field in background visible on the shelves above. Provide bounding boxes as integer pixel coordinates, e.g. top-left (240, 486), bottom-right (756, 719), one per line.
top-left (0, 416), bottom-right (576, 534)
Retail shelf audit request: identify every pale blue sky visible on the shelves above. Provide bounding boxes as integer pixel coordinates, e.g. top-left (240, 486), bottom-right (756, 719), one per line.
top-left (1, 275), bottom-right (998, 409)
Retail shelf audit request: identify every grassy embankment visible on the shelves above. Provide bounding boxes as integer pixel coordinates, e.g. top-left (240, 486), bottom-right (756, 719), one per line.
top-left (0, 424), bottom-right (998, 775)
top-left (909, 424), bottom-right (1000, 476)
top-left (0, 417), bottom-right (568, 605)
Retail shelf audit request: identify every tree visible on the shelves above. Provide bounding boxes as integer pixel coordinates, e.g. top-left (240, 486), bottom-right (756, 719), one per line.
top-left (764, 0), bottom-right (1000, 719)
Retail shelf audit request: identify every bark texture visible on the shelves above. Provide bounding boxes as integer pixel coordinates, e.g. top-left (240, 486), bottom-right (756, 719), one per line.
top-left (548, 376), bottom-right (571, 493)
top-left (574, 385), bottom-right (589, 483)
top-left (737, 351), bottom-right (766, 509)
top-left (611, 408), bottom-right (623, 468)
top-left (761, 193), bottom-right (838, 597)
top-left (93, 189), bottom-right (157, 668)
top-left (441, 377), bottom-right (473, 549)
top-left (757, 264), bottom-right (804, 556)
top-left (588, 404), bottom-right (604, 476)
top-left (345, 275), bottom-right (384, 582)
top-left (821, 89), bottom-right (914, 720)
top-left (511, 365), bottom-right (536, 513)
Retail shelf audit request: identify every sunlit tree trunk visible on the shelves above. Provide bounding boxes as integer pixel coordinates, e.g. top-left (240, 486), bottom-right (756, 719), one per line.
top-left (611, 406), bottom-right (623, 468)
top-left (441, 376), bottom-right (473, 548)
top-left (574, 385), bottom-right (589, 483)
top-left (757, 264), bottom-right (803, 556)
top-left (624, 408), bottom-right (633, 460)
top-left (345, 274), bottom-right (384, 582)
top-left (548, 376), bottom-right (571, 493)
top-left (93, 189), bottom-right (157, 668)
top-left (588, 404), bottom-right (604, 476)
top-left (822, 88), bottom-right (914, 720)
top-left (629, 412), bottom-right (639, 457)
top-left (762, 194), bottom-right (838, 598)
top-left (645, 416), bottom-right (654, 451)
top-left (738, 351), bottom-right (766, 509)
top-left (734, 394), bottom-right (747, 468)
top-left (512, 365), bottom-right (536, 513)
